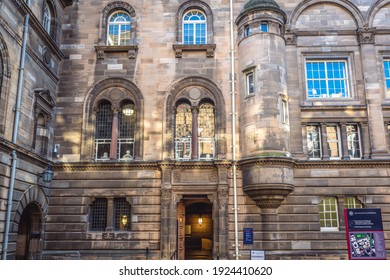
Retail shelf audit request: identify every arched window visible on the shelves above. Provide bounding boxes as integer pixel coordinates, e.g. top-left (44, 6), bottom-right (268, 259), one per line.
top-left (174, 100), bottom-right (215, 160)
top-left (183, 10), bottom-right (207, 44)
top-left (43, 4), bottom-right (51, 34)
top-left (94, 100), bottom-right (136, 161)
top-left (95, 101), bottom-right (113, 160)
top-left (118, 101), bottom-right (136, 160)
top-left (107, 11), bottom-right (131, 46)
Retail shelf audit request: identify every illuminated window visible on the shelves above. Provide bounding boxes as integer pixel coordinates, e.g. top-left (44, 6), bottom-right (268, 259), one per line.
top-left (90, 197), bottom-right (131, 231)
top-left (94, 100), bottom-right (136, 161)
top-left (306, 60), bottom-right (350, 98)
top-left (114, 198), bottom-right (131, 231)
top-left (183, 10), bottom-right (206, 44)
top-left (107, 11), bottom-right (131, 46)
top-left (319, 197), bottom-right (339, 231)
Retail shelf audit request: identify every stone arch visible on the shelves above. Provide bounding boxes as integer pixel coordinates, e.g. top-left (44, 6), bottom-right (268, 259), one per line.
top-left (176, 0), bottom-right (214, 43)
top-left (12, 185), bottom-right (48, 235)
top-left (287, 0), bottom-right (364, 30)
top-left (163, 76), bottom-right (226, 160)
top-left (0, 32), bottom-right (11, 135)
top-left (367, 0), bottom-right (390, 28)
top-left (99, 1), bottom-right (137, 45)
top-left (82, 78), bottom-right (144, 161)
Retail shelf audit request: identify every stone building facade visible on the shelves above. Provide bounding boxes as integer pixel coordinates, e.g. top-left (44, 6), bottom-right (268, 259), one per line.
top-left (1, 0), bottom-right (390, 260)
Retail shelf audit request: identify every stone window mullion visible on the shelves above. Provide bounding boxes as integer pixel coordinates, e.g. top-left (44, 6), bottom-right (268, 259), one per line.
top-left (106, 197), bottom-right (114, 231)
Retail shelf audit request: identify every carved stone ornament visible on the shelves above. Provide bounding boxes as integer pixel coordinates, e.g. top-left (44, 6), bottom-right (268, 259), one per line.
top-left (284, 32), bottom-right (297, 45)
top-left (357, 28), bottom-right (375, 44)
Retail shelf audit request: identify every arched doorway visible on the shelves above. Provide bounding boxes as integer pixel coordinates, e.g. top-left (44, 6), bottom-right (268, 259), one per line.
top-left (177, 196), bottom-right (213, 260)
top-left (15, 203), bottom-right (43, 259)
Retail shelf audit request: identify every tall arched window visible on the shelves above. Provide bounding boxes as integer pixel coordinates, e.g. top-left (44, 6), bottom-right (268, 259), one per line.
top-left (118, 101), bottom-right (136, 160)
top-left (94, 100), bottom-right (136, 161)
top-left (107, 11), bottom-right (131, 46)
top-left (174, 100), bottom-right (215, 160)
top-left (183, 10), bottom-right (207, 44)
top-left (95, 101), bottom-right (113, 160)
top-left (43, 4), bottom-right (52, 34)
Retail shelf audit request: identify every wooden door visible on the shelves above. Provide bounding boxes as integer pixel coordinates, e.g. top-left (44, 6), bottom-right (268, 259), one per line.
top-left (177, 202), bottom-right (185, 260)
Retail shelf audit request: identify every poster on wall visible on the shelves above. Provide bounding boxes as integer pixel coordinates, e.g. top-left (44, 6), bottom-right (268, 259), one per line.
top-left (344, 208), bottom-right (387, 260)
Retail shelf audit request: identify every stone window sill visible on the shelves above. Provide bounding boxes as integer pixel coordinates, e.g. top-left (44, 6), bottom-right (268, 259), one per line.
top-left (94, 45), bottom-right (138, 59)
top-left (173, 44), bottom-right (216, 58)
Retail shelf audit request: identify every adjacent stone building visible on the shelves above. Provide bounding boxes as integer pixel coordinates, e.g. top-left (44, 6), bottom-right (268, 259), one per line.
top-left (1, 0), bottom-right (390, 260)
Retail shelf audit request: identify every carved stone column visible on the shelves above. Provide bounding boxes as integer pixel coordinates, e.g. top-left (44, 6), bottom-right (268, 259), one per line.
top-left (191, 107), bottom-right (199, 159)
top-left (110, 108), bottom-right (119, 159)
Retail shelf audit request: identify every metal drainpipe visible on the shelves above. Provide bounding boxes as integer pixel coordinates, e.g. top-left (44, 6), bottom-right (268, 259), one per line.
top-left (229, 0), bottom-right (239, 260)
top-left (2, 0), bottom-right (31, 260)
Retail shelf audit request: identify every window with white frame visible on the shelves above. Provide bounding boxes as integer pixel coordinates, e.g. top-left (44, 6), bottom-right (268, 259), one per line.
top-left (346, 124), bottom-right (361, 159)
top-left (245, 71), bottom-right (254, 96)
top-left (183, 10), bottom-right (206, 44)
top-left (344, 197), bottom-right (362, 209)
top-left (384, 59), bottom-right (390, 98)
top-left (94, 100), bottom-right (136, 161)
top-left (43, 3), bottom-right (52, 34)
top-left (306, 125), bottom-right (322, 159)
top-left (319, 197), bottom-right (339, 231)
top-left (306, 123), bottom-right (362, 160)
top-left (107, 11), bottom-right (131, 46)
top-left (326, 125), bottom-right (341, 159)
top-left (305, 59), bottom-right (350, 99)
top-left (260, 22), bottom-right (268, 32)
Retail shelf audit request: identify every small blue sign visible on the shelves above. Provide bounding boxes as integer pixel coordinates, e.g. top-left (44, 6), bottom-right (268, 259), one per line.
top-left (243, 228), bottom-right (253, 244)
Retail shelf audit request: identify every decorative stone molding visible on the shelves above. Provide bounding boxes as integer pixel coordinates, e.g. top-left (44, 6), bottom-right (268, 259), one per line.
top-left (172, 44), bottom-right (216, 58)
top-left (94, 45), bottom-right (138, 59)
top-left (357, 27), bottom-right (375, 44)
top-left (284, 31), bottom-right (297, 45)
top-left (239, 157), bottom-right (295, 209)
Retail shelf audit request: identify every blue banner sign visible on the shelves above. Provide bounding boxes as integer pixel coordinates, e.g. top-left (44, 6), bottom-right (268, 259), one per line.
top-left (243, 228), bottom-right (253, 245)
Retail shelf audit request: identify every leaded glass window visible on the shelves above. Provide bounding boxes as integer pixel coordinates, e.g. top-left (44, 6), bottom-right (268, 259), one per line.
top-left (319, 197), bottom-right (339, 231)
top-left (90, 198), bottom-right (108, 231)
top-left (183, 10), bottom-right (206, 44)
top-left (114, 198), bottom-right (131, 231)
top-left (118, 102), bottom-right (135, 160)
top-left (198, 102), bottom-right (215, 159)
top-left (107, 11), bottom-right (131, 46)
top-left (95, 101), bottom-right (112, 160)
top-left (306, 60), bottom-right (350, 98)
top-left (175, 103), bottom-right (192, 159)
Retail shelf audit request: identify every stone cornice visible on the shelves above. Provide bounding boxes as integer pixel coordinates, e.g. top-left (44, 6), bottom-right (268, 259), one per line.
top-left (295, 160), bottom-right (390, 169)
top-left (158, 160), bottom-right (231, 170)
top-left (11, 0), bottom-right (65, 60)
top-left (54, 161), bottom-right (160, 171)
top-left (239, 157), bottom-right (296, 168)
top-left (0, 138), bottom-right (51, 167)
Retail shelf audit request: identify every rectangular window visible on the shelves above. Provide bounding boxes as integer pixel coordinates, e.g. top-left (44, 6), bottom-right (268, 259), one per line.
top-left (90, 198), bottom-right (108, 231)
top-left (114, 198), bottom-right (131, 231)
top-left (245, 25), bottom-right (250, 37)
top-left (384, 60), bottom-right (390, 98)
top-left (280, 99), bottom-right (287, 124)
top-left (307, 125), bottom-right (322, 159)
top-left (326, 125), bottom-right (341, 159)
top-left (319, 197), bottom-right (339, 231)
top-left (306, 60), bottom-right (350, 99)
top-left (260, 22), bottom-right (268, 32)
top-left (246, 71), bottom-right (254, 96)
top-left (346, 124), bottom-right (361, 159)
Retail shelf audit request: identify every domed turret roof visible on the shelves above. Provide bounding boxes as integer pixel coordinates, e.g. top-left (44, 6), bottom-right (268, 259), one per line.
top-left (240, 0), bottom-right (284, 15)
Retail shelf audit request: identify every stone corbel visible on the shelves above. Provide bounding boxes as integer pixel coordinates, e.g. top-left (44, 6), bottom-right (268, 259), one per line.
top-left (357, 27), bottom-right (375, 44)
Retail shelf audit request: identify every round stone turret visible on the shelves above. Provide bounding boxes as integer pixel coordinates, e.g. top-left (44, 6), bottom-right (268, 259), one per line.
top-left (236, 0), bottom-right (293, 209)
